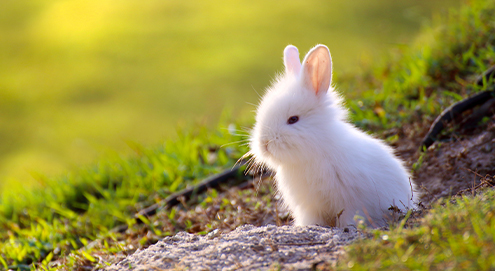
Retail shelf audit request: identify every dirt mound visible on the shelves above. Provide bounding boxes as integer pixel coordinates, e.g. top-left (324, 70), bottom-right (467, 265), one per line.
top-left (392, 107), bottom-right (495, 205)
top-left (416, 127), bottom-right (495, 202)
top-left (106, 225), bottom-right (360, 271)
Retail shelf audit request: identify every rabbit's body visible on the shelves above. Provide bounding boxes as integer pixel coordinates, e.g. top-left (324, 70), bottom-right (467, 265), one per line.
top-left (275, 119), bottom-right (413, 227)
top-left (249, 44), bottom-right (417, 227)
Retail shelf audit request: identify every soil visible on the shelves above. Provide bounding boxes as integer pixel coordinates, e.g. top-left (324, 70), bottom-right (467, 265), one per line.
top-left (415, 128), bottom-right (495, 202)
top-left (393, 115), bottom-right (495, 204)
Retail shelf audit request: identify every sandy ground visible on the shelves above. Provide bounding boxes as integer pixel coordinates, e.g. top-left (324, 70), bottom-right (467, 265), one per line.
top-left (106, 225), bottom-right (360, 271)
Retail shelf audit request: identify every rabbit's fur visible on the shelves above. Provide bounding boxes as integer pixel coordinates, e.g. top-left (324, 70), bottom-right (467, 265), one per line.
top-left (248, 45), bottom-right (418, 227)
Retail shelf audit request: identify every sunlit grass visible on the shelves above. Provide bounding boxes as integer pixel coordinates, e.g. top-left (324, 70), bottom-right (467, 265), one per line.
top-left (0, 0), bottom-right (460, 186)
top-left (343, 0), bottom-right (495, 130)
top-left (341, 188), bottom-right (495, 270)
top-left (0, 118), bottom-right (250, 269)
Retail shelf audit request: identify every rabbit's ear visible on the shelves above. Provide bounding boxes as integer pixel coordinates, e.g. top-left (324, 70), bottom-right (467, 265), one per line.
top-left (284, 45), bottom-right (301, 76)
top-left (301, 45), bottom-right (332, 95)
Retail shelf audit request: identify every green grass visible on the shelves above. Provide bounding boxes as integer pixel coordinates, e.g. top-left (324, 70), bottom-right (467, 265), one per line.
top-left (0, 118), bottom-right (250, 269)
top-left (1, 0), bottom-right (495, 269)
top-left (342, 0), bottom-right (495, 130)
top-left (342, 188), bottom-right (495, 270)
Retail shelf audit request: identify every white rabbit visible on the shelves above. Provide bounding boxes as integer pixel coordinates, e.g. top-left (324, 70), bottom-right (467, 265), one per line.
top-left (248, 44), bottom-right (418, 227)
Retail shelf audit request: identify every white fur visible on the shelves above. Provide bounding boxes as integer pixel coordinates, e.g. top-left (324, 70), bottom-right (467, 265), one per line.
top-left (249, 44), bottom-right (418, 227)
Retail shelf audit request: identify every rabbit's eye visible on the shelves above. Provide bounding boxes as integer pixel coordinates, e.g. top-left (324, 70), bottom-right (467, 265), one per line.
top-left (287, 116), bottom-right (299, 124)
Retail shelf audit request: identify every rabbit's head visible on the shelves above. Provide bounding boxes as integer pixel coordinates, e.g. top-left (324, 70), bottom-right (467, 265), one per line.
top-left (250, 45), bottom-right (346, 169)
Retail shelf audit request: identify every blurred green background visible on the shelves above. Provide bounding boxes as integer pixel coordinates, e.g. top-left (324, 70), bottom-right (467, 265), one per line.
top-left (0, 0), bottom-right (460, 187)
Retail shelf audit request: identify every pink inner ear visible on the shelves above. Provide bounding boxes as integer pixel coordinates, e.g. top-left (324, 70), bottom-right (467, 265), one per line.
top-left (303, 45), bottom-right (332, 95)
top-left (284, 45), bottom-right (301, 76)
top-left (308, 57), bottom-right (320, 92)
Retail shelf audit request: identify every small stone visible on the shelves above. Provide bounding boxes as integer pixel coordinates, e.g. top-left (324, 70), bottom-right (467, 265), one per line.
top-left (251, 245), bottom-right (265, 252)
top-left (482, 144), bottom-right (492, 153)
top-left (207, 229), bottom-right (220, 239)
